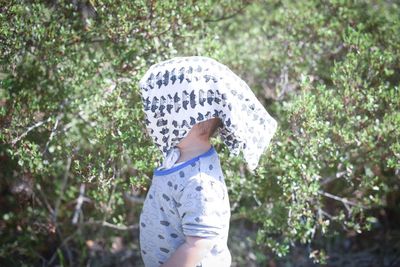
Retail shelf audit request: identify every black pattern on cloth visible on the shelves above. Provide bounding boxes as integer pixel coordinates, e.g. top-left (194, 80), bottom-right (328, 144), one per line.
top-left (139, 56), bottom-right (278, 170)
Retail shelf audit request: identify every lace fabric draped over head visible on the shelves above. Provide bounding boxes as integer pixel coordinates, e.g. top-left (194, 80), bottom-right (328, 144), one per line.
top-left (139, 56), bottom-right (278, 170)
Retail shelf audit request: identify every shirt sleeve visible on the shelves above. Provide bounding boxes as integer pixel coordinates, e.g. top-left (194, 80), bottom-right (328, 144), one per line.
top-left (176, 173), bottom-right (229, 238)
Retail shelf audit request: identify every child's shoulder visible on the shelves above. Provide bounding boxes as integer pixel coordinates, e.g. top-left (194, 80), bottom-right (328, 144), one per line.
top-left (185, 156), bottom-right (225, 185)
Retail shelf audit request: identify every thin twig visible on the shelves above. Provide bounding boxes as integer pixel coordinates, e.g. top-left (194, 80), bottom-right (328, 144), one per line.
top-left (49, 157), bottom-right (74, 265)
top-left (72, 184), bottom-right (91, 224)
top-left (319, 208), bottom-right (333, 219)
top-left (47, 231), bottom-right (78, 266)
top-left (204, 5), bottom-right (248, 23)
top-left (319, 208), bottom-right (351, 231)
top-left (320, 170), bottom-right (347, 185)
top-left (82, 220), bottom-right (139, 231)
top-left (42, 114), bottom-right (62, 155)
top-left (11, 117), bottom-right (52, 145)
top-left (52, 157), bottom-right (72, 224)
top-left (101, 221), bottom-right (139, 231)
top-left (33, 186), bottom-right (55, 215)
top-left (318, 190), bottom-right (366, 209)
top-left (103, 164), bottom-right (117, 219)
top-left (124, 192), bottom-right (145, 204)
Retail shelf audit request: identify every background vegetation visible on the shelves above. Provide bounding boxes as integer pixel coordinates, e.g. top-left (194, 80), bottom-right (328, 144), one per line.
top-left (1, 0), bottom-right (399, 266)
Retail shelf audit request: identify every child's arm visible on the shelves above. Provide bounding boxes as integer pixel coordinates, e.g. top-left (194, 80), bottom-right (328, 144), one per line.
top-left (161, 236), bottom-right (214, 267)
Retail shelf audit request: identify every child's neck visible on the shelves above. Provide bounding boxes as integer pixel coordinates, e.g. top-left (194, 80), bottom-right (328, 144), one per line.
top-left (176, 139), bottom-right (211, 163)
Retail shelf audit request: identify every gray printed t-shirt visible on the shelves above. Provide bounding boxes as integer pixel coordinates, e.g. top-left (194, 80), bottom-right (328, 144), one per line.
top-left (139, 147), bottom-right (231, 267)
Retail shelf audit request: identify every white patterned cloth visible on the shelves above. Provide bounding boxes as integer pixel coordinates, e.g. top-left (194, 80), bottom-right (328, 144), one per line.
top-left (139, 56), bottom-right (277, 170)
top-left (159, 147), bottom-right (181, 170)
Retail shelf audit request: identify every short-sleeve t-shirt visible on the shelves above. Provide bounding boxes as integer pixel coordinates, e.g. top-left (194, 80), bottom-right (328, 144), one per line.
top-left (139, 147), bottom-right (231, 267)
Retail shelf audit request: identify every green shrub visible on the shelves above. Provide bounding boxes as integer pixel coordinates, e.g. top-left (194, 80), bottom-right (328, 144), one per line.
top-left (215, 0), bottom-right (400, 263)
top-left (1, 0), bottom-right (399, 266)
top-left (0, 1), bottom-right (225, 265)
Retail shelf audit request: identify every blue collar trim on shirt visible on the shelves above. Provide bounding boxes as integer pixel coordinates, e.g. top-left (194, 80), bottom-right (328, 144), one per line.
top-left (154, 146), bottom-right (216, 176)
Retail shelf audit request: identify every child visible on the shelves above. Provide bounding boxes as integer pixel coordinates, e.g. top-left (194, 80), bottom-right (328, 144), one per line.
top-left (138, 56), bottom-right (277, 267)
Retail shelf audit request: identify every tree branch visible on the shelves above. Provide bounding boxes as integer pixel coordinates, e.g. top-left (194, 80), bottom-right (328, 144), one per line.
top-left (11, 117), bottom-right (52, 145)
top-left (320, 170), bottom-right (348, 185)
top-left (82, 220), bottom-right (139, 231)
top-left (42, 114), bottom-right (62, 155)
top-left (72, 184), bottom-right (91, 225)
top-left (52, 157), bottom-right (72, 224)
top-left (204, 5), bottom-right (248, 23)
top-left (318, 190), bottom-right (366, 209)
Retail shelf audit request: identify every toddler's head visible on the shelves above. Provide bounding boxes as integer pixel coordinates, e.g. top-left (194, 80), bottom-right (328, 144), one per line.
top-left (139, 56), bottom-right (277, 170)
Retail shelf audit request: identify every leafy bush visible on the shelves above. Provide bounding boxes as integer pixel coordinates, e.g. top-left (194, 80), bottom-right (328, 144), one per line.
top-left (1, 0), bottom-right (399, 266)
top-left (215, 0), bottom-right (400, 263)
top-left (0, 1), bottom-right (225, 266)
